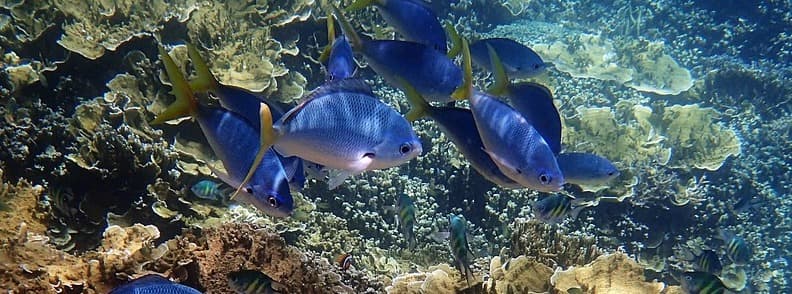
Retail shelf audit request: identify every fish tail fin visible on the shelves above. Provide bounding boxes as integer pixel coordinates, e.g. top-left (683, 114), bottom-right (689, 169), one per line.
top-left (397, 77), bottom-right (430, 122)
top-left (330, 4), bottom-right (363, 51)
top-left (444, 22), bottom-right (462, 58)
top-left (151, 45), bottom-right (197, 125)
top-left (318, 12), bottom-right (336, 63)
top-left (186, 43), bottom-right (220, 93)
top-left (451, 38), bottom-right (472, 101)
top-left (346, 0), bottom-right (375, 11)
top-left (231, 102), bottom-right (278, 200)
top-left (486, 44), bottom-right (510, 96)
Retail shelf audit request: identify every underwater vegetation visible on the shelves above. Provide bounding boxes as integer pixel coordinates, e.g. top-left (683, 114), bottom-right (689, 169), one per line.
top-left (1, 0), bottom-right (791, 293)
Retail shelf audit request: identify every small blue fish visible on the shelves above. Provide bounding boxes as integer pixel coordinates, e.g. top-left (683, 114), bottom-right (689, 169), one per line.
top-left (680, 271), bottom-right (728, 294)
top-left (322, 14), bottom-right (356, 81)
top-left (395, 194), bottom-right (417, 249)
top-left (470, 38), bottom-right (546, 79)
top-left (332, 5), bottom-right (461, 103)
top-left (109, 274), bottom-right (201, 294)
top-left (695, 249), bottom-right (723, 275)
top-left (227, 270), bottom-right (282, 294)
top-left (191, 180), bottom-right (229, 202)
top-left (246, 78), bottom-right (422, 190)
top-left (459, 39), bottom-right (564, 192)
top-left (186, 44), bottom-right (307, 191)
top-left (719, 230), bottom-right (751, 265)
top-left (532, 194), bottom-right (583, 225)
top-left (347, 0), bottom-right (447, 53)
top-left (401, 78), bottom-right (520, 188)
top-left (449, 215), bottom-right (475, 285)
top-left (153, 45), bottom-right (294, 218)
top-left (556, 152), bottom-right (620, 188)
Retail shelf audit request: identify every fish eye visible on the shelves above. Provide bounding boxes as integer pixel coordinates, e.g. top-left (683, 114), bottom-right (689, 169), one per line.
top-left (267, 196), bottom-right (280, 208)
top-left (607, 171), bottom-right (615, 176)
top-left (539, 174), bottom-right (551, 184)
top-left (534, 64), bottom-right (541, 69)
top-left (399, 143), bottom-right (412, 154)
top-left (515, 168), bottom-right (523, 174)
top-left (244, 187), bottom-right (253, 194)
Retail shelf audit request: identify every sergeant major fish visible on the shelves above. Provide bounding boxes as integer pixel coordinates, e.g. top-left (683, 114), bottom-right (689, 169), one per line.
top-left (449, 215), bottom-right (475, 286)
top-left (191, 180), bottom-right (230, 203)
top-left (332, 5), bottom-right (462, 103)
top-left (346, 0), bottom-right (447, 53)
top-left (694, 249), bottom-right (723, 275)
top-left (153, 45), bottom-right (294, 218)
top-left (385, 194), bottom-right (418, 249)
top-left (241, 78), bottom-right (422, 191)
top-left (718, 230), bottom-right (751, 265)
top-left (109, 274), bottom-right (201, 294)
top-left (532, 194), bottom-right (584, 225)
top-left (680, 271), bottom-right (731, 294)
top-left (227, 269), bottom-right (283, 294)
top-left (457, 39), bottom-right (564, 192)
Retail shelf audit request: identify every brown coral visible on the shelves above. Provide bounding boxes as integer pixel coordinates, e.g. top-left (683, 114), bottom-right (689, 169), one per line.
top-left (549, 253), bottom-right (671, 294)
top-left (509, 219), bottom-right (601, 268)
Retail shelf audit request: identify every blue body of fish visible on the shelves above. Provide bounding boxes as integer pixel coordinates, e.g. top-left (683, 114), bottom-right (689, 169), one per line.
top-left (468, 90), bottom-right (564, 192)
top-left (327, 36), bottom-right (356, 81)
top-left (505, 83), bottom-right (562, 154)
top-left (109, 275), bottom-right (202, 294)
top-left (371, 0), bottom-right (447, 53)
top-left (556, 152), bottom-right (620, 187)
top-left (470, 38), bottom-right (546, 79)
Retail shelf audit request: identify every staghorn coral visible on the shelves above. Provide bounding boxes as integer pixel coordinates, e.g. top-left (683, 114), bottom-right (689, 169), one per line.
top-left (508, 219), bottom-right (600, 269)
top-left (482, 255), bottom-right (553, 294)
top-left (549, 252), bottom-right (672, 294)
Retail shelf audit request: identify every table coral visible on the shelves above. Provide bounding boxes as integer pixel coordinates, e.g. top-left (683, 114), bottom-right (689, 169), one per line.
top-left (661, 104), bottom-right (741, 171)
top-left (549, 252), bottom-right (669, 294)
top-left (482, 255), bottom-right (553, 293)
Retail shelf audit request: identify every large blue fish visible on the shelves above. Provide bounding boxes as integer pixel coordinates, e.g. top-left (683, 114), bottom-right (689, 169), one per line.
top-left (153, 45), bottom-right (294, 218)
top-left (458, 39), bottom-right (564, 192)
top-left (347, 0), bottom-right (447, 53)
top-left (401, 79), bottom-right (520, 189)
top-left (449, 215), bottom-right (475, 286)
top-left (109, 274), bottom-right (201, 294)
top-left (470, 38), bottom-right (546, 79)
top-left (187, 44), bottom-right (306, 191)
top-left (332, 5), bottom-right (462, 103)
top-left (242, 78), bottom-right (422, 190)
top-left (556, 152), bottom-right (620, 188)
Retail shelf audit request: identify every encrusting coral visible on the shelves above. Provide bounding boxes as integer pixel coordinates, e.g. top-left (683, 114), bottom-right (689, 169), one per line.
top-left (549, 252), bottom-right (682, 294)
top-left (385, 263), bottom-right (471, 294)
top-left (482, 255), bottom-right (553, 293)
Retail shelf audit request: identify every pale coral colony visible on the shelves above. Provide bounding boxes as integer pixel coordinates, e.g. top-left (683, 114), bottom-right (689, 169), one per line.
top-left (1, 0), bottom-right (791, 293)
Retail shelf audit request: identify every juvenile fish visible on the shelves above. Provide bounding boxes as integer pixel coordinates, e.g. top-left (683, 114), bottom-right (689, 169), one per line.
top-left (449, 215), bottom-right (475, 286)
top-left (470, 38), bottom-right (546, 79)
top-left (347, 0), bottom-right (447, 53)
top-left (153, 46), bottom-right (294, 218)
top-left (227, 270), bottom-right (282, 294)
top-left (556, 152), bottom-right (620, 188)
top-left (532, 194), bottom-right (583, 225)
top-left (109, 274), bottom-right (201, 294)
top-left (332, 5), bottom-right (461, 103)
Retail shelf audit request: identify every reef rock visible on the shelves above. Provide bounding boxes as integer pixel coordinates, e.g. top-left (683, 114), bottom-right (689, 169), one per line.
top-left (550, 252), bottom-right (669, 293)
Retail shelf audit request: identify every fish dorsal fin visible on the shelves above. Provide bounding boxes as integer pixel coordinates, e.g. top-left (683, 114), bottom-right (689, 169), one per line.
top-left (331, 4), bottom-right (363, 51)
top-left (281, 79), bottom-right (373, 125)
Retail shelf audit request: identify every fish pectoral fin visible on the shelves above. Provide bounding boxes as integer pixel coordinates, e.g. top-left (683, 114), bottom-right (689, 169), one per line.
top-left (208, 165), bottom-right (242, 189)
top-left (327, 169), bottom-right (361, 190)
top-left (482, 148), bottom-right (517, 174)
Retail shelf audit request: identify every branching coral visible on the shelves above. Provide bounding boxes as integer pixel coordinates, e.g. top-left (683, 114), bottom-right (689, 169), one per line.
top-left (508, 219), bottom-right (600, 269)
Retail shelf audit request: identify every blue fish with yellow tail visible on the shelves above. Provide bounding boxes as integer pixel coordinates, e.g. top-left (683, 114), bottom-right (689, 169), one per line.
top-left (331, 5), bottom-right (461, 103)
top-left (449, 215), bottom-right (475, 286)
top-left (109, 274), bottom-right (201, 294)
top-left (470, 38), bottom-right (546, 79)
top-left (153, 45), bottom-right (294, 218)
top-left (242, 78), bottom-right (422, 190)
top-left (401, 78), bottom-right (520, 189)
top-left (346, 0), bottom-right (447, 53)
top-left (487, 49), bottom-right (561, 154)
top-left (186, 44), bottom-right (306, 191)
top-left (556, 152), bottom-right (620, 188)
top-left (457, 39), bottom-right (564, 192)
top-left (227, 270), bottom-right (283, 294)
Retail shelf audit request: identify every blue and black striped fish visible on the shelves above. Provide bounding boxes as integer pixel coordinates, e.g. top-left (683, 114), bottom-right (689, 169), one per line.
top-left (680, 271), bottom-right (729, 294)
top-left (694, 249), bottom-right (722, 274)
top-left (532, 194), bottom-right (583, 225)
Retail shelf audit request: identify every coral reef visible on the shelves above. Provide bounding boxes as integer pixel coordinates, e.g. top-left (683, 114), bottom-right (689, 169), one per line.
top-left (508, 219), bottom-right (600, 269)
top-left (549, 252), bottom-right (677, 294)
top-left (482, 255), bottom-right (553, 293)
top-left (660, 104), bottom-right (741, 171)
top-left (385, 264), bottom-right (471, 294)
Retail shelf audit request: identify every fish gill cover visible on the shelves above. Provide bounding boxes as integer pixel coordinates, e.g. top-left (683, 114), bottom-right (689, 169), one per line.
top-left (0, 0), bottom-right (790, 293)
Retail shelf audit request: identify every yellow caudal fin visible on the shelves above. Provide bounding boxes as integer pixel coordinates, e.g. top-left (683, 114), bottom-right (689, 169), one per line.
top-left (318, 13), bottom-right (336, 63)
top-left (346, 0), bottom-right (375, 11)
top-left (397, 77), bottom-right (430, 122)
top-left (485, 44), bottom-right (510, 96)
top-left (186, 43), bottom-right (219, 93)
top-left (445, 23), bottom-right (462, 59)
top-left (231, 102), bottom-right (277, 200)
top-left (151, 45), bottom-right (197, 125)
top-left (330, 4), bottom-right (362, 51)
top-left (451, 38), bottom-right (472, 101)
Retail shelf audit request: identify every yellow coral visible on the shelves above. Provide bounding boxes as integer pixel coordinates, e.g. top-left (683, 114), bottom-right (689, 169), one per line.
top-left (550, 253), bottom-right (669, 293)
top-left (661, 104), bottom-right (741, 171)
top-left (483, 255), bottom-right (553, 293)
